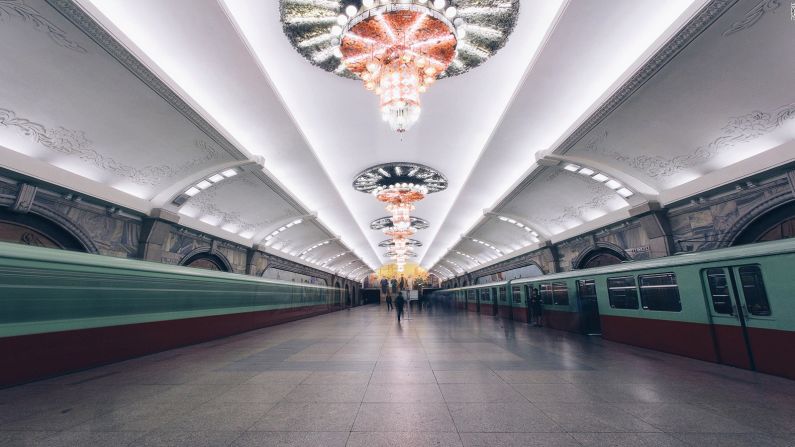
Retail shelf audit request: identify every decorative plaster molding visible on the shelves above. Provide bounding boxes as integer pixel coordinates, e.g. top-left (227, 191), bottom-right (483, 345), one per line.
top-left (0, 108), bottom-right (222, 186)
top-left (578, 103), bottom-right (795, 178)
top-left (45, 0), bottom-right (247, 161)
top-left (185, 176), bottom-right (292, 235)
top-left (0, 0), bottom-right (85, 52)
top-left (11, 183), bottom-right (37, 213)
top-left (555, 0), bottom-right (737, 156)
top-left (723, 0), bottom-right (780, 36)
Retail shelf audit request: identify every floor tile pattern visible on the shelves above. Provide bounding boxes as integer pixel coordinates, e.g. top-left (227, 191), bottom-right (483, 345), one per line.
top-left (2, 305), bottom-right (794, 446)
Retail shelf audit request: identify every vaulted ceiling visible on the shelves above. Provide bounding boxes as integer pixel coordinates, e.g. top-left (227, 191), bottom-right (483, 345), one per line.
top-left (1, 0), bottom-right (792, 281)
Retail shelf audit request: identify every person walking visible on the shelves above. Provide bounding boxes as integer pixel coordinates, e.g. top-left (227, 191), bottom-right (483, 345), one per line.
top-left (386, 294), bottom-right (393, 311)
top-left (531, 287), bottom-right (543, 327)
top-left (395, 292), bottom-right (405, 323)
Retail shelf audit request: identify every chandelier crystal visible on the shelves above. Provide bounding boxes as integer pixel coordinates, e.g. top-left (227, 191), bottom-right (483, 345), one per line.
top-left (340, 1), bottom-right (459, 132)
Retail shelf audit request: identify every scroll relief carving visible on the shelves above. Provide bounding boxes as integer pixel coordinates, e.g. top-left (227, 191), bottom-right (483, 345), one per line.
top-left (578, 102), bottom-right (795, 179)
top-left (723, 0), bottom-right (781, 36)
top-left (185, 176), bottom-right (297, 235)
top-left (0, 0), bottom-right (85, 52)
top-left (535, 169), bottom-right (616, 228)
top-left (0, 108), bottom-right (222, 186)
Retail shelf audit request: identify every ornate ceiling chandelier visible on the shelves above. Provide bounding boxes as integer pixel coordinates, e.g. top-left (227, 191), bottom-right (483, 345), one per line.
top-left (356, 163), bottom-right (446, 272)
top-left (281, 0), bottom-right (520, 133)
top-left (338, 1), bottom-right (458, 132)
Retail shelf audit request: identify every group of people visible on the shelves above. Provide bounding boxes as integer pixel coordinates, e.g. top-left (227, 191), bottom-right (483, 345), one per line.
top-left (385, 292), bottom-right (406, 322)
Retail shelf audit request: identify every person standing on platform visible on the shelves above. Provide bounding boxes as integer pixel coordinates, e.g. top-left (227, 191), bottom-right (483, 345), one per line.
top-left (531, 287), bottom-right (543, 327)
top-left (395, 292), bottom-right (405, 323)
top-left (386, 293), bottom-right (393, 311)
top-left (380, 277), bottom-right (389, 298)
top-left (391, 277), bottom-right (398, 295)
top-left (399, 275), bottom-right (406, 291)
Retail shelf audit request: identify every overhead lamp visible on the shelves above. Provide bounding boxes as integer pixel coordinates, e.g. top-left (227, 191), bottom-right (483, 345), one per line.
top-left (617, 188), bottom-right (634, 198)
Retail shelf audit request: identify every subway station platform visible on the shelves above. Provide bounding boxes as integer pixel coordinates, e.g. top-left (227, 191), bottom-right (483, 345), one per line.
top-left (1, 305), bottom-right (793, 447)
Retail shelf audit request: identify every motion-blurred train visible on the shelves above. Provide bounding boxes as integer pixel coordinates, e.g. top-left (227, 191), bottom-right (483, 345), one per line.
top-left (0, 242), bottom-right (344, 387)
top-left (433, 239), bottom-right (795, 380)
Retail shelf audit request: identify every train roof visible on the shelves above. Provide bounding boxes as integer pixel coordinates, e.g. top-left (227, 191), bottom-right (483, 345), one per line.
top-left (440, 238), bottom-right (795, 292)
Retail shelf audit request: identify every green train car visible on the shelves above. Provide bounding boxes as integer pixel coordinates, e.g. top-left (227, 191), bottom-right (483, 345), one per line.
top-left (0, 242), bottom-right (343, 387)
top-left (434, 239), bottom-right (795, 380)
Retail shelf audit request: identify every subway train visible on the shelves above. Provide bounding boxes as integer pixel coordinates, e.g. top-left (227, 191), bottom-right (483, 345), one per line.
top-left (0, 242), bottom-right (344, 387)
top-left (432, 238), bottom-right (795, 380)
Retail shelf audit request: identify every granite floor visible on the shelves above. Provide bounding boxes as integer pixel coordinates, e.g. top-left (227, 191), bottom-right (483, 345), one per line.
top-left (1, 305), bottom-right (794, 446)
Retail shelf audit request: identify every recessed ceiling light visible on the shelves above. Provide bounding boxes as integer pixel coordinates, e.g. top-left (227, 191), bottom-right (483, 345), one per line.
top-left (617, 188), bottom-right (634, 197)
top-left (578, 168), bottom-right (595, 176)
top-left (196, 180), bottom-right (212, 190)
top-left (221, 169), bottom-right (237, 178)
top-left (592, 173), bottom-right (609, 182)
top-left (208, 174), bottom-right (224, 183)
top-left (605, 179), bottom-right (622, 189)
top-left (185, 187), bottom-right (200, 197)
top-left (564, 164), bottom-right (580, 172)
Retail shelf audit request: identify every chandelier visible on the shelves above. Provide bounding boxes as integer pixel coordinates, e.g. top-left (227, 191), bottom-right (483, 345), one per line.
top-left (337, 1), bottom-right (459, 132)
top-left (281, 1), bottom-right (519, 133)
top-left (356, 163), bottom-right (446, 272)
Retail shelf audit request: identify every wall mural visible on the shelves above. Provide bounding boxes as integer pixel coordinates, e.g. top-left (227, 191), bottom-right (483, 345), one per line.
top-left (262, 267), bottom-right (327, 286)
top-left (0, 221), bottom-right (61, 248)
top-left (475, 263), bottom-right (543, 284)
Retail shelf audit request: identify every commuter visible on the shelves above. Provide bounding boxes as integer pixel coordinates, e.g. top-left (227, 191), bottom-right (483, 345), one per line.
top-left (380, 278), bottom-right (389, 298)
top-left (391, 278), bottom-right (398, 295)
top-left (395, 292), bottom-right (405, 323)
top-left (386, 294), bottom-right (393, 311)
top-left (399, 275), bottom-right (406, 290)
top-left (531, 287), bottom-right (543, 327)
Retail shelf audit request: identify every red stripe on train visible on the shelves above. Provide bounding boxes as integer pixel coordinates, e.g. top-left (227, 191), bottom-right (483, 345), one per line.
top-left (0, 304), bottom-right (333, 388)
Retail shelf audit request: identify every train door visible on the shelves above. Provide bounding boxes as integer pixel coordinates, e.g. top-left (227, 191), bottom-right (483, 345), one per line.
top-left (701, 266), bottom-right (773, 370)
top-left (491, 287), bottom-right (498, 316)
top-left (475, 289), bottom-right (481, 313)
top-left (576, 279), bottom-right (601, 335)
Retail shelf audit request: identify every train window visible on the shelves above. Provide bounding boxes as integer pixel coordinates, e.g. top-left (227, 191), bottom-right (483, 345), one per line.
top-left (639, 273), bottom-right (682, 312)
top-left (738, 266), bottom-right (771, 316)
top-left (480, 289), bottom-right (490, 302)
top-left (607, 276), bottom-right (639, 309)
top-left (552, 282), bottom-right (569, 305)
top-left (499, 288), bottom-right (507, 302)
top-left (512, 286), bottom-right (522, 303)
top-left (577, 279), bottom-right (597, 299)
top-left (539, 283), bottom-right (553, 305)
top-left (468, 290), bottom-right (476, 301)
top-left (705, 268), bottom-right (733, 314)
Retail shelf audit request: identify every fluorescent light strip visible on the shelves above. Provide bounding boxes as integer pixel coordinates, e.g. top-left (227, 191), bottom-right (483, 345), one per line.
top-left (182, 168), bottom-right (240, 197)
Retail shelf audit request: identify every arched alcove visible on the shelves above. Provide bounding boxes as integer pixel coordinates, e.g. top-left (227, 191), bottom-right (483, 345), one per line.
top-left (732, 201), bottom-right (795, 245)
top-left (574, 244), bottom-right (629, 270)
top-left (180, 250), bottom-right (232, 272)
top-left (0, 208), bottom-right (90, 252)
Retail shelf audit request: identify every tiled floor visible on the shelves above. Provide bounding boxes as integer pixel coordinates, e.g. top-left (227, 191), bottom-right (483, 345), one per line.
top-left (2, 305), bottom-right (794, 446)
